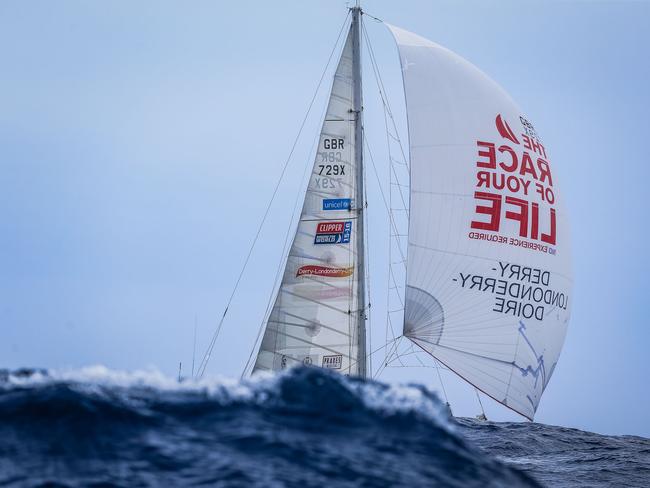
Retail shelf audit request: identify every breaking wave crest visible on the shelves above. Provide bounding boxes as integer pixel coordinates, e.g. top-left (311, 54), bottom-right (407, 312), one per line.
top-left (0, 365), bottom-right (540, 487)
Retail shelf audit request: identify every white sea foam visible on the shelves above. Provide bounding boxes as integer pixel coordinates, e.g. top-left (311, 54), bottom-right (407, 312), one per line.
top-left (355, 381), bottom-right (454, 430)
top-left (3, 365), bottom-right (452, 429)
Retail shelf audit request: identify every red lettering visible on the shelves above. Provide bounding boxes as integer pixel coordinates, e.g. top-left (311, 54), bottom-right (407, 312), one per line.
top-left (477, 141), bottom-right (496, 169)
top-left (476, 170), bottom-right (490, 188)
top-left (498, 145), bottom-right (518, 172)
top-left (317, 222), bottom-right (344, 233)
top-left (505, 196), bottom-right (529, 237)
top-left (521, 134), bottom-right (546, 157)
top-left (519, 152), bottom-right (538, 179)
top-left (471, 137), bottom-right (557, 246)
top-left (471, 191), bottom-right (501, 232)
top-left (493, 173), bottom-right (506, 190)
top-left (536, 158), bottom-right (553, 186)
top-left (541, 207), bottom-right (556, 245)
top-left (531, 202), bottom-right (539, 240)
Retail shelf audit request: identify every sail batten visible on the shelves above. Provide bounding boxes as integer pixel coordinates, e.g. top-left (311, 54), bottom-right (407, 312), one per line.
top-left (387, 24), bottom-right (572, 420)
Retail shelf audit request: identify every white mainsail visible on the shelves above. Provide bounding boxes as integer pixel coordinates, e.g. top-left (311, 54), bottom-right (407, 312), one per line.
top-left (253, 22), bottom-right (366, 376)
top-left (387, 25), bottom-right (572, 420)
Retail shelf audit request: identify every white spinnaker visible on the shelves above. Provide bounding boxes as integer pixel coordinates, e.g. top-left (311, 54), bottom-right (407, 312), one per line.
top-left (387, 25), bottom-right (572, 420)
top-left (253, 28), bottom-right (363, 375)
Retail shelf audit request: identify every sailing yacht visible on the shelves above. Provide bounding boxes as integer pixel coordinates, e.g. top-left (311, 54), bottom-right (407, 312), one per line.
top-left (200, 5), bottom-right (572, 422)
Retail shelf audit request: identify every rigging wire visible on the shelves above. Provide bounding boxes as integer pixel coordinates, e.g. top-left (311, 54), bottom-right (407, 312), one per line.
top-left (348, 335), bottom-right (402, 373)
top-left (363, 137), bottom-right (407, 264)
top-left (196, 11), bottom-right (352, 378)
top-left (434, 358), bottom-right (450, 404)
top-left (362, 10), bottom-right (383, 23)
top-left (362, 130), bottom-right (373, 377)
top-left (475, 387), bottom-right (487, 419)
top-left (362, 23), bottom-right (410, 220)
top-left (363, 135), bottom-right (405, 365)
top-left (373, 336), bottom-right (403, 379)
top-left (362, 22), bottom-right (410, 172)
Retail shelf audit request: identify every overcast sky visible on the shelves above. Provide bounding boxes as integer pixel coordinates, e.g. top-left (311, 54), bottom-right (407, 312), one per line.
top-left (1, 0), bottom-right (648, 437)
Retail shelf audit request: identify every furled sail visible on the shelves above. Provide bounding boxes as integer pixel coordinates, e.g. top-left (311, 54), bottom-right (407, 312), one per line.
top-left (253, 25), bottom-right (365, 376)
top-left (387, 25), bottom-right (572, 420)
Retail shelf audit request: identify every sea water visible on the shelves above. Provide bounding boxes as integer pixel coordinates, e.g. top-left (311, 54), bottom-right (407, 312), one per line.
top-left (0, 366), bottom-right (647, 487)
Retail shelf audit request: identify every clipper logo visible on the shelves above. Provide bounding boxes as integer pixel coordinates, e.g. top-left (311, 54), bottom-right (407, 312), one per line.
top-left (314, 221), bottom-right (351, 245)
top-left (322, 354), bottom-right (342, 369)
top-left (323, 198), bottom-right (352, 211)
top-left (296, 265), bottom-right (353, 278)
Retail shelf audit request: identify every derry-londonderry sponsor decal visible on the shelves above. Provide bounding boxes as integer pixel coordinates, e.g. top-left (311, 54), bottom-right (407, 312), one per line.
top-left (469, 114), bottom-right (557, 254)
top-left (296, 265), bottom-right (353, 278)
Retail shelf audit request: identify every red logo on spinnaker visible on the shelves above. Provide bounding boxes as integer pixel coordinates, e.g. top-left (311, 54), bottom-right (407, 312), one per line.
top-left (296, 265), bottom-right (353, 278)
top-left (496, 114), bottom-right (520, 145)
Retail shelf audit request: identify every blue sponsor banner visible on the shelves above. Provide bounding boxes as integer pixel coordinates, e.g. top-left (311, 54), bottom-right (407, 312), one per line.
top-left (322, 198), bottom-right (352, 211)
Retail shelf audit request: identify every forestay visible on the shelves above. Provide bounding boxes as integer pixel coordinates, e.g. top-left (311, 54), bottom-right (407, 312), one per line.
top-left (387, 25), bottom-right (572, 420)
top-left (253, 27), bottom-right (364, 375)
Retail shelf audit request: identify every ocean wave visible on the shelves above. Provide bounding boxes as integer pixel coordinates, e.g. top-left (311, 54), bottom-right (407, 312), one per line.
top-left (0, 365), bottom-right (453, 429)
top-left (0, 365), bottom-right (539, 487)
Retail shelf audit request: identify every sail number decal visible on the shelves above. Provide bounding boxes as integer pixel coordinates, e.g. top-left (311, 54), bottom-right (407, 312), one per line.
top-left (319, 152), bottom-right (343, 163)
top-left (318, 164), bottom-right (345, 176)
top-left (313, 177), bottom-right (342, 189)
top-left (323, 138), bottom-right (344, 149)
top-left (314, 221), bottom-right (352, 245)
top-left (319, 138), bottom-right (345, 164)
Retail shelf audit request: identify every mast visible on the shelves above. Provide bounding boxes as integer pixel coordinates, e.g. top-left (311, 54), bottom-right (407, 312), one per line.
top-left (351, 5), bottom-right (367, 378)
